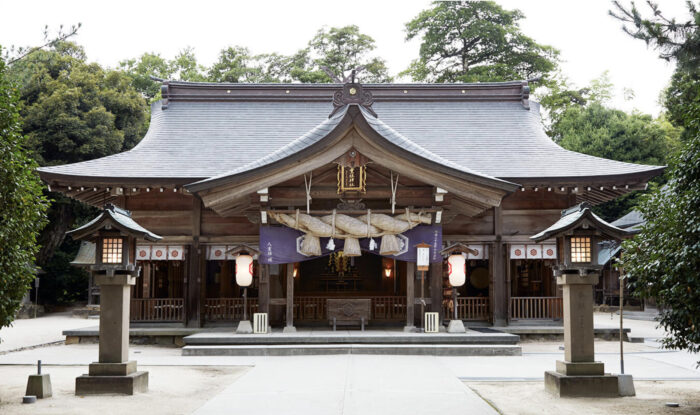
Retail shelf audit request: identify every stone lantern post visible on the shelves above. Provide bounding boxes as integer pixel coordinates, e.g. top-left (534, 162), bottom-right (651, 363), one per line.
top-left (68, 204), bottom-right (161, 395)
top-left (532, 203), bottom-right (631, 397)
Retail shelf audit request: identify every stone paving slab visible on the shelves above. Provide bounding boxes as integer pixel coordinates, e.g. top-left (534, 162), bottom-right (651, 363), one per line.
top-left (191, 355), bottom-right (499, 415)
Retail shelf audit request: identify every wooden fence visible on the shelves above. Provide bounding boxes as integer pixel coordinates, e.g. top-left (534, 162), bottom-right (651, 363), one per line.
top-left (444, 297), bottom-right (490, 321)
top-left (509, 296), bottom-right (563, 320)
top-left (293, 296), bottom-right (407, 321)
top-left (130, 298), bottom-right (184, 322)
top-left (204, 298), bottom-right (259, 321)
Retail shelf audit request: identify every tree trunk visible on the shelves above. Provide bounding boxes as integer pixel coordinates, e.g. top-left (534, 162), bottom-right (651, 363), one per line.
top-left (36, 196), bottom-right (76, 267)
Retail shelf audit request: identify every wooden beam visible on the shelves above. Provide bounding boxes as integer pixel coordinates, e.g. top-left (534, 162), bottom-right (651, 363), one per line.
top-left (285, 264), bottom-right (295, 332)
top-left (430, 258), bottom-right (443, 324)
top-left (186, 197), bottom-right (202, 327)
top-left (405, 262), bottom-right (416, 330)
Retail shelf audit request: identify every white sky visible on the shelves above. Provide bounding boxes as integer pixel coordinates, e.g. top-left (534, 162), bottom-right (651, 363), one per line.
top-left (1, 0), bottom-right (689, 116)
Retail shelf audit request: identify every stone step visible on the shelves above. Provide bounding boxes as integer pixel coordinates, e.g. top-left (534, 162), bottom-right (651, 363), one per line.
top-left (182, 344), bottom-right (521, 356)
top-left (182, 331), bottom-right (520, 346)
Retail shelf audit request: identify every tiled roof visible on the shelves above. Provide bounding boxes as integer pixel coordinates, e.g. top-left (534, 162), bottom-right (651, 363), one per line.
top-left (38, 82), bottom-right (664, 184)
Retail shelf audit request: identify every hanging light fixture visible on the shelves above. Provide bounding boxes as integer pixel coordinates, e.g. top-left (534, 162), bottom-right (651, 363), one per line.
top-left (447, 254), bottom-right (466, 287)
top-left (235, 254), bottom-right (254, 287)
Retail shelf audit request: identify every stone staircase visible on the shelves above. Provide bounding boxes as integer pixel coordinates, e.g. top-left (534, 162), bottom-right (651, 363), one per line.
top-left (181, 330), bottom-right (521, 356)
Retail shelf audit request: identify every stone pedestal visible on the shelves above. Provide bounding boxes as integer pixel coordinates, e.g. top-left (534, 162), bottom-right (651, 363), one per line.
top-left (236, 320), bottom-right (253, 334)
top-left (26, 374), bottom-right (52, 398)
top-left (76, 273), bottom-right (148, 395)
top-left (544, 273), bottom-right (619, 397)
top-left (446, 319), bottom-right (466, 333)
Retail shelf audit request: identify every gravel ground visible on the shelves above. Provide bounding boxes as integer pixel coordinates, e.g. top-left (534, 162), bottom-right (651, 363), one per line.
top-left (0, 365), bottom-right (249, 414)
top-left (466, 380), bottom-right (700, 415)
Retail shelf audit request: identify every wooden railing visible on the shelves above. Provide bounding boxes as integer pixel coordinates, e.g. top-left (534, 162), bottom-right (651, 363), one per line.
top-left (510, 297), bottom-right (563, 320)
top-left (294, 297), bottom-right (327, 321)
top-left (370, 296), bottom-right (406, 320)
top-left (444, 297), bottom-right (490, 321)
top-left (293, 296), bottom-right (407, 321)
top-left (204, 298), bottom-right (259, 321)
top-left (130, 298), bottom-right (184, 322)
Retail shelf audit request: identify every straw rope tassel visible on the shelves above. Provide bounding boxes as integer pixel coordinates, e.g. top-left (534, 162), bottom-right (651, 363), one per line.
top-left (367, 209), bottom-right (377, 251)
top-left (390, 172), bottom-right (399, 214)
top-left (326, 209), bottom-right (336, 250)
top-left (304, 172), bottom-right (313, 214)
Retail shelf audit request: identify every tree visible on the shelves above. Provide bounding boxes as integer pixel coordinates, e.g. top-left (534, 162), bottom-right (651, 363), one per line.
top-left (8, 41), bottom-right (149, 305)
top-left (300, 25), bottom-right (392, 83)
top-left (403, 1), bottom-right (558, 86)
top-left (120, 52), bottom-right (173, 100)
top-left (613, 1), bottom-right (700, 360)
top-left (0, 47), bottom-right (48, 328)
top-left (206, 26), bottom-right (392, 84)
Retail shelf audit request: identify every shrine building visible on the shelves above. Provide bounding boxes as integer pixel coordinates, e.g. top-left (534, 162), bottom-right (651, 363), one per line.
top-left (38, 80), bottom-right (664, 330)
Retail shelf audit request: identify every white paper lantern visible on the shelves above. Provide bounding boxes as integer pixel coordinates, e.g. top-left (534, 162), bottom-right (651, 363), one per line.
top-left (448, 254), bottom-right (466, 287)
top-left (235, 254), bottom-right (254, 287)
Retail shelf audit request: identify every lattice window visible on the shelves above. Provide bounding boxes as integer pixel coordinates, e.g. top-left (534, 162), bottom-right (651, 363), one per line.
top-left (102, 237), bottom-right (123, 264)
top-left (570, 237), bottom-right (591, 263)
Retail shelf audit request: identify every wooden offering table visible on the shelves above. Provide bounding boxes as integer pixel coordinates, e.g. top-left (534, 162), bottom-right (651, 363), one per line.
top-left (327, 299), bottom-right (371, 331)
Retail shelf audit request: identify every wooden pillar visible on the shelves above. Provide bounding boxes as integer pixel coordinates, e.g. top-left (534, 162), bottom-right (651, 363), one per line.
top-left (405, 262), bottom-right (416, 331)
top-left (258, 264), bottom-right (270, 314)
top-left (430, 259), bottom-right (443, 325)
top-left (284, 263), bottom-right (296, 332)
top-left (186, 198), bottom-right (202, 327)
top-left (492, 206), bottom-right (507, 326)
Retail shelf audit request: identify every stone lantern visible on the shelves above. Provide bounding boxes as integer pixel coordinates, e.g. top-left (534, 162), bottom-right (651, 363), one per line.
top-left (532, 202), bottom-right (630, 397)
top-left (69, 204), bottom-right (161, 395)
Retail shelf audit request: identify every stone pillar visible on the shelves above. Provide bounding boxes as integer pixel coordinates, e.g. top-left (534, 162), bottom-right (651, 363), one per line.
top-left (283, 263), bottom-right (296, 333)
top-left (98, 279), bottom-right (131, 363)
top-left (76, 273), bottom-right (148, 395)
top-left (404, 262), bottom-right (416, 332)
top-left (544, 272), bottom-right (619, 397)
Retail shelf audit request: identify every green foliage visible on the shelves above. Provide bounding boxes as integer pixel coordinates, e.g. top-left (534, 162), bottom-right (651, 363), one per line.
top-left (539, 70), bottom-right (680, 221)
top-left (8, 41), bottom-right (148, 307)
top-left (622, 135), bottom-right (700, 356)
top-left (207, 26), bottom-right (392, 84)
top-left (10, 42), bottom-right (149, 160)
top-left (555, 104), bottom-right (677, 166)
top-left (0, 48), bottom-right (48, 328)
top-left (403, 1), bottom-right (558, 86)
top-left (301, 25), bottom-right (392, 83)
top-left (119, 52), bottom-right (173, 100)
top-left (614, 0), bottom-right (700, 359)
top-left (610, 0), bottom-right (699, 72)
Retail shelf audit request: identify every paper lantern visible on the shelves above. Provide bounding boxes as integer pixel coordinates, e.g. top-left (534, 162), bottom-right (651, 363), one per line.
top-left (447, 254), bottom-right (466, 287)
top-left (235, 254), bottom-right (254, 287)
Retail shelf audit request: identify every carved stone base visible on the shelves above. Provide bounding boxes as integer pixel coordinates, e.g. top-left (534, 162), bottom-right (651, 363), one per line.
top-left (75, 371), bottom-right (148, 395)
top-left (282, 326), bottom-right (297, 333)
top-left (545, 371), bottom-right (619, 397)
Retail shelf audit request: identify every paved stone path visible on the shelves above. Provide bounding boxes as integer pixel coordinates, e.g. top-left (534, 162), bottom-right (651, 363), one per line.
top-left (0, 312), bottom-right (94, 353)
top-left (191, 354), bottom-right (499, 415)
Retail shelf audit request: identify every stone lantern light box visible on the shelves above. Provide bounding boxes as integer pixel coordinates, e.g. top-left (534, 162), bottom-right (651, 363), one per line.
top-left (533, 202), bottom-right (629, 276)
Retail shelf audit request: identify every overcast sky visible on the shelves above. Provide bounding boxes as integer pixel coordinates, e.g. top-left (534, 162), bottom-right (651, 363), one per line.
top-left (1, 0), bottom-right (689, 115)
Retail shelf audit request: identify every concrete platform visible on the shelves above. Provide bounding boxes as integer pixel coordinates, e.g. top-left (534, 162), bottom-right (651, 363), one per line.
top-left (182, 344), bottom-right (522, 356)
top-left (494, 326), bottom-right (631, 341)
